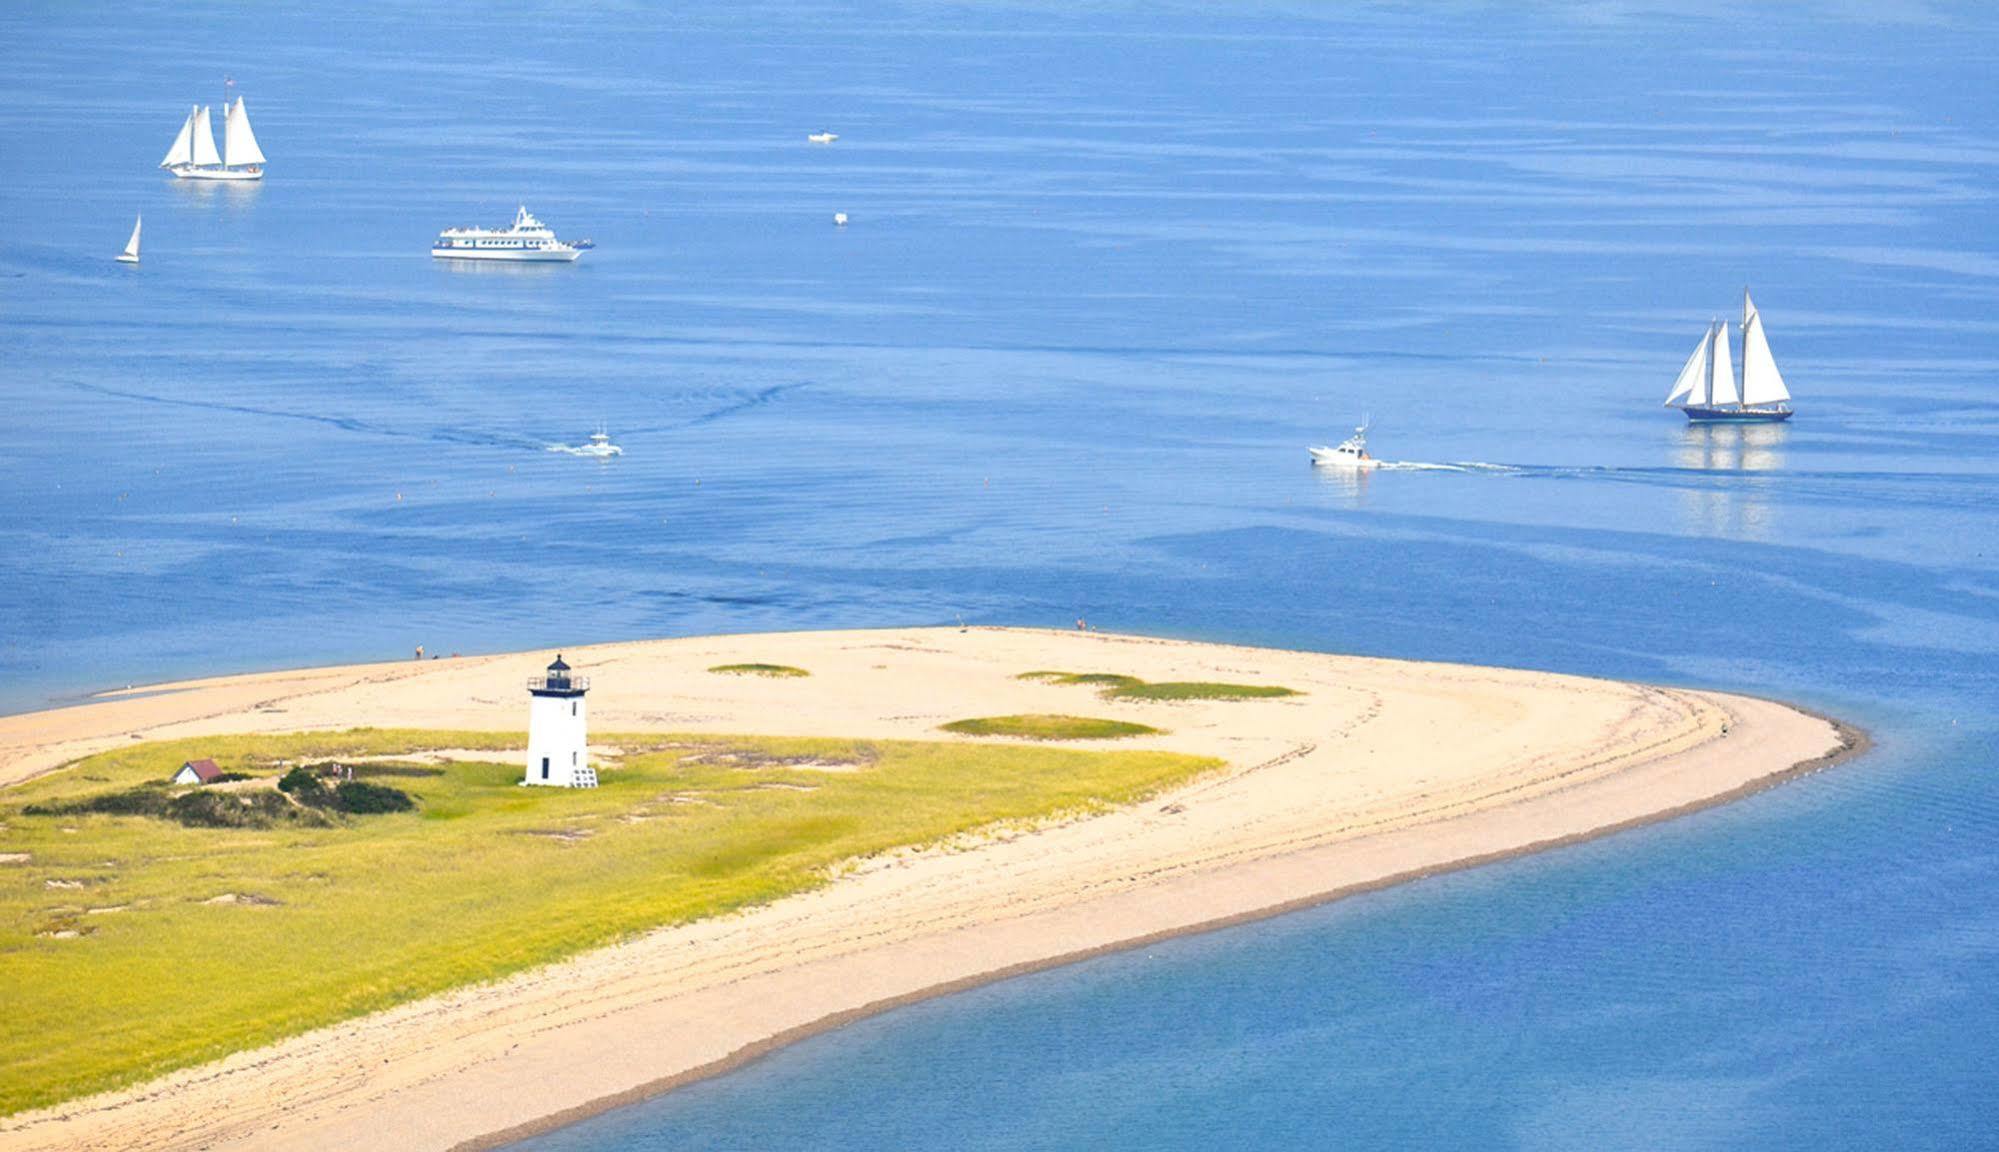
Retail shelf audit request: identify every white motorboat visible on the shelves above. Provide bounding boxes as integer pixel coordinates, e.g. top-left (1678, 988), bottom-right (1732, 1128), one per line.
top-left (433, 206), bottom-right (583, 262)
top-left (116, 215), bottom-right (142, 264)
top-left (808, 132), bottom-right (839, 144)
top-left (551, 429), bottom-right (622, 458)
top-left (1309, 422), bottom-right (1379, 470)
top-left (161, 96), bottom-right (266, 181)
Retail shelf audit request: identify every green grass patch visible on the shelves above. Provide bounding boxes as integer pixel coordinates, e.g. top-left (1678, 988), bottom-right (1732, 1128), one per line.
top-left (1023, 671), bottom-right (1300, 702)
top-left (709, 663), bottom-right (810, 678)
top-left (940, 714), bottom-right (1161, 740)
top-left (1106, 681), bottom-right (1300, 701)
top-left (0, 728), bottom-right (1209, 1115)
top-left (1015, 671), bottom-right (1144, 689)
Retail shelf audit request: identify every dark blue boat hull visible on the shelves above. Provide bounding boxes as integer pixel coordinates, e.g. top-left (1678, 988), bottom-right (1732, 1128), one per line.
top-left (1682, 405), bottom-right (1793, 423)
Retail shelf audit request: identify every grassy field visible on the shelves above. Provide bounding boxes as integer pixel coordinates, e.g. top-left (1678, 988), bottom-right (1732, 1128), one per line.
top-left (1018, 671), bottom-right (1300, 701)
top-left (0, 729), bottom-right (1211, 1115)
top-left (940, 714), bottom-right (1161, 739)
top-left (708, 663), bottom-right (811, 678)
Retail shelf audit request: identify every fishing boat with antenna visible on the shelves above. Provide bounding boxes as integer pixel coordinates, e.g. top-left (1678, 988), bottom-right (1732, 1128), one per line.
top-left (1664, 290), bottom-right (1793, 422)
top-left (1309, 418), bottom-right (1379, 470)
top-left (160, 90), bottom-right (267, 181)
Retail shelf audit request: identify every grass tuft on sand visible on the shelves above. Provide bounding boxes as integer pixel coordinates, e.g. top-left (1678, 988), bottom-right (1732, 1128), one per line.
top-left (1022, 671), bottom-right (1299, 702)
top-left (1108, 681), bottom-right (1299, 701)
top-left (940, 714), bottom-right (1161, 740)
top-left (0, 729), bottom-right (1208, 1115)
top-left (709, 663), bottom-right (811, 678)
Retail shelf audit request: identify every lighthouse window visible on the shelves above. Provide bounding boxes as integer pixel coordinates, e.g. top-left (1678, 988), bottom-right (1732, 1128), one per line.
top-left (571, 701), bottom-right (577, 716)
top-left (541, 757), bottom-right (549, 780)
top-left (572, 751), bottom-right (578, 765)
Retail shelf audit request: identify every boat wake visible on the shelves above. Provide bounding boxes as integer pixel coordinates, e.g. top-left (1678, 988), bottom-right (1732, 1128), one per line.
top-left (1372, 460), bottom-right (1522, 474)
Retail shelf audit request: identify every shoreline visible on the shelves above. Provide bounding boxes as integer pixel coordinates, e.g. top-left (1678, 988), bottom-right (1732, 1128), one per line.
top-left (0, 628), bottom-right (1862, 1151)
top-left (459, 706), bottom-right (1869, 1152)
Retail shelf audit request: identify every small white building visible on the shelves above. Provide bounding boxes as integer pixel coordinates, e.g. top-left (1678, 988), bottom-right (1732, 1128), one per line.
top-left (524, 655), bottom-right (596, 788)
top-left (173, 758), bottom-right (224, 785)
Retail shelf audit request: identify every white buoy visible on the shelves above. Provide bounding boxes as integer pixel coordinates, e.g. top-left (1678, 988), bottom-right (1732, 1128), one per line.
top-left (833, 212), bottom-right (848, 226)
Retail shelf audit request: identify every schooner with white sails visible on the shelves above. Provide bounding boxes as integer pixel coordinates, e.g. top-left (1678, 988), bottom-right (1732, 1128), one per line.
top-left (160, 97), bottom-right (267, 181)
top-left (1664, 290), bottom-right (1794, 422)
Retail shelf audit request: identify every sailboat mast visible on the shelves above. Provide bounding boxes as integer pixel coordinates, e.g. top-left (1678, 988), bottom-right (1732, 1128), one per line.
top-left (1735, 298), bottom-right (1748, 410)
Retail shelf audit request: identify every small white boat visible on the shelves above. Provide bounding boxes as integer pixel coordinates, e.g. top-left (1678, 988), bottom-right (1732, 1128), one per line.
top-left (116, 215), bottom-right (142, 264)
top-left (808, 132), bottom-right (839, 144)
top-left (550, 428), bottom-right (622, 458)
top-left (433, 206), bottom-right (583, 262)
top-left (161, 96), bottom-right (266, 181)
top-left (833, 212), bottom-right (848, 226)
top-left (1309, 422), bottom-right (1378, 470)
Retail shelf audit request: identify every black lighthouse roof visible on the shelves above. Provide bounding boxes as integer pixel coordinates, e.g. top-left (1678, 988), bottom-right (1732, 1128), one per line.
top-left (529, 654), bottom-right (588, 696)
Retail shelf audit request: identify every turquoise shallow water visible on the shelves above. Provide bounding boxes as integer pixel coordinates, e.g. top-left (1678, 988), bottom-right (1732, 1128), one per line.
top-left (2, 3), bottom-right (1997, 1147)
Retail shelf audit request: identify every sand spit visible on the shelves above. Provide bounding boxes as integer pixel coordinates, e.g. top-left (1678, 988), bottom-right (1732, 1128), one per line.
top-left (0, 627), bottom-right (1856, 1151)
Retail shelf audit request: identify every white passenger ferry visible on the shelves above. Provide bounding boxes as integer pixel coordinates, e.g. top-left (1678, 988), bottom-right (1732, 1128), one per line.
top-left (432, 206), bottom-right (585, 262)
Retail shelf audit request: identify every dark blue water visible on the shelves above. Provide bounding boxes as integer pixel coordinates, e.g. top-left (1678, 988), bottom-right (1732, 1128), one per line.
top-left (4, 3), bottom-right (1997, 1147)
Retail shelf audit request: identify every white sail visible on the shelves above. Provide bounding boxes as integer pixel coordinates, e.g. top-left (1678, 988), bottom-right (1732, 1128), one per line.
top-left (1741, 310), bottom-right (1791, 406)
top-left (121, 215), bottom-right (142, 260)
top-left (191, 105), bottom-right (222, 167)
top-left (1743, 287), bottom-right (1757, 330)
top-left (160, 106), bottom-right (196, 168)
top-left (1708, 320), bottom-right (1740, 406)
top-left (1665, 327), bottom-right (1711, 407)
top-left (223, 97), bottom-right (266, 167)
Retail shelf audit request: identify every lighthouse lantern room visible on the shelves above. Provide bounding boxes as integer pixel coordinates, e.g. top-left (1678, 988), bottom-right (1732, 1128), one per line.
top-left (525, 654), bottom-right (596, 788)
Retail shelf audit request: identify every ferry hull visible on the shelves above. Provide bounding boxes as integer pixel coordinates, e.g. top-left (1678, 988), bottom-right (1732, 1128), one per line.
top-left (1682, 405), bottom-right (1792, 423)
top-left (431, 247), bottom-right (581, 263)
top-left (169, 165), bottom-right (263, 181)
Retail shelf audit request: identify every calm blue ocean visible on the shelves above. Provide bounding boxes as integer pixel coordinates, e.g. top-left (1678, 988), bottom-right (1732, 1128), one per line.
top-left (3, 3), bottom-right (1996, 1147)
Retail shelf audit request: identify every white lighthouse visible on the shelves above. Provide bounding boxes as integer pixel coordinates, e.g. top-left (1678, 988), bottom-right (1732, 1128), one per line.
top-left (525, 655), bottom-right (596, 788)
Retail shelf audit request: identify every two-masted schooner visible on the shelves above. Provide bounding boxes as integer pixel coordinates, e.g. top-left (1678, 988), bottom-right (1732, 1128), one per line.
top-left (1664, 290), bottom-right (1793, 422)
top-left (160, 98), bottom-right (266, 181)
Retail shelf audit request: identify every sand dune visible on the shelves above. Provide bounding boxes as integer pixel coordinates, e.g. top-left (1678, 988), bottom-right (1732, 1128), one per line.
top-left (0, 627), bottom-right (1856, 1151)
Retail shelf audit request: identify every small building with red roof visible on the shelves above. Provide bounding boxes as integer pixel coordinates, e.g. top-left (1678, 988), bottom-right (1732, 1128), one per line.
top-left (173, 758), bottom-right (224, 785)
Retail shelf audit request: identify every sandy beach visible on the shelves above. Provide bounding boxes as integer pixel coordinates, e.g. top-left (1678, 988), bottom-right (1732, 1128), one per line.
top-left (0, 627), bottom-right (1857, 1151)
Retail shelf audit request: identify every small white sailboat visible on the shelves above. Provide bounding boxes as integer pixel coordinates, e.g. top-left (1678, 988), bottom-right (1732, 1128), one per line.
top-left (1664, 289), bottom-right (1793, 422)
top-left (833, 212), bottom-right (848, 226)
top-left (1309, 420), bottom-right (1379, 470)
top-left (161, 96), bottom-right (266, 181)
top-left (116, 215), bottom-right (142, 264)
top-left (808, 132), bottom-right (839, 144)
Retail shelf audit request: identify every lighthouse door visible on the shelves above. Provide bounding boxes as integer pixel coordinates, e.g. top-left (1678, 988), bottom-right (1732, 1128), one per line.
top-left (541, 757), bottom-right (550, 780)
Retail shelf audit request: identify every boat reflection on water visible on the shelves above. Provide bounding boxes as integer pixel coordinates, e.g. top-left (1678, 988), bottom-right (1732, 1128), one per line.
top-left (1311, 457), bottom-right (1372, 504)
top-left (1675, 421), bottom-right (1786, 539)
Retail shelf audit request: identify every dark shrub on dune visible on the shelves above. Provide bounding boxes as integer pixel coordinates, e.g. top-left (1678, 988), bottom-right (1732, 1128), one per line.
top-left (333, 780), bottom-right (415, 814)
